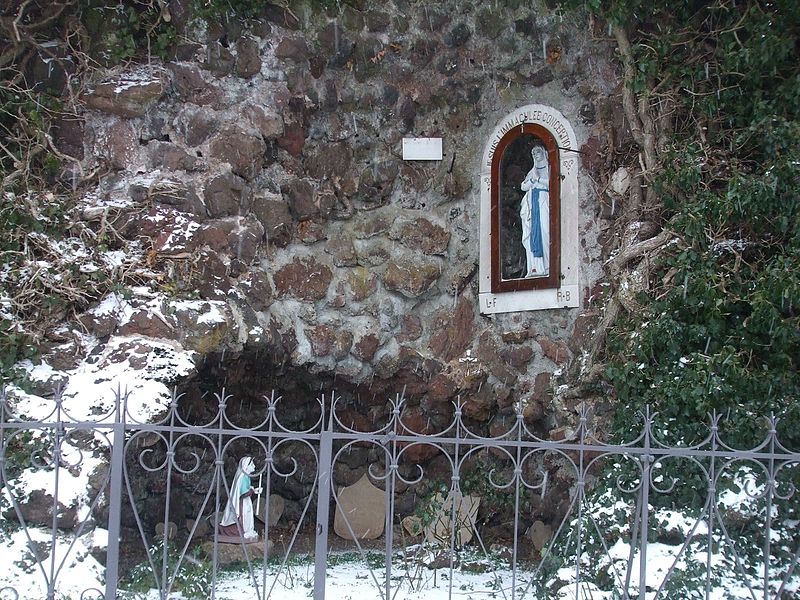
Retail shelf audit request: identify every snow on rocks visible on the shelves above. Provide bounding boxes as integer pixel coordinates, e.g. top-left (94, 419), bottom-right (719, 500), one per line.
top-left (83, 66), bottom-right (167, 118)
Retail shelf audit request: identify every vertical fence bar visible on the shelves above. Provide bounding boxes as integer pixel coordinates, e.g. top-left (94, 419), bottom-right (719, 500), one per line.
top-left (105, 387), bottom-right (126, 600)
top-left (384, 395), bottom-right (401, 600)
top-left (638, 410), bottom-right (652, 600)
top-left (763, 417), bottom-right (777, 600)
top-left (47, 394), bottom-right (64, 600)
top-left (706, 414), bottom-right (718, 600)
top-left (314, 397), bottom-right (333, 600)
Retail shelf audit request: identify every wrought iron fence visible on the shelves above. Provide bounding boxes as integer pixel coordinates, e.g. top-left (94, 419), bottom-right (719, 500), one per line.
top-left (0, 385), bottom-right (798, 599)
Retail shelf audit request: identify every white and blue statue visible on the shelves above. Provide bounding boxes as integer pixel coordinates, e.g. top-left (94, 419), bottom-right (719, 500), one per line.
top-left (520, 143), bottom-right (550, 278)
top-left (218, 456), bottom-right (262, 542)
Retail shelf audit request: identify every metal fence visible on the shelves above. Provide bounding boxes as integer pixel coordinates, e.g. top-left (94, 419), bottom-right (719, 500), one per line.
top-left (0, 386), bottom-right (798, 600)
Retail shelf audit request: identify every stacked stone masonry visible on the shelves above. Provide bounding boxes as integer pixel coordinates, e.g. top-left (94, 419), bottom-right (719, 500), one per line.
top-left (59, 0), bottom-right (626, 441)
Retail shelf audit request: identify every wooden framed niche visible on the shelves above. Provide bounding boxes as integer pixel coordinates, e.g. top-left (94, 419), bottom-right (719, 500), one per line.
top-left (479, 105), bottom-right (580, 314)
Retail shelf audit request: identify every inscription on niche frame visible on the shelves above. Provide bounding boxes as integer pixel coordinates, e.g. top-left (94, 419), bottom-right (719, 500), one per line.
top-left (486, 108), bottom-right (572, 169)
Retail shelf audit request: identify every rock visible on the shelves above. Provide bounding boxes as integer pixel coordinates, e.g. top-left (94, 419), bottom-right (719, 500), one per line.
top-left (488, 408), bottom-right (515, 437)
top-left (532, 372), bottom-right (553, 405)
top-left (283, 179), bottom-right (317, 220)
top-left (181, 106), bottom-right (219, 146)
top-left (173, 300), bottom-right (230, 353)
top-left (325, 235), bottom-right (357, 267)
top-left (251, 192), bottom-right (292, 247)
top-left (204, 172), bottom-right (250, 218)
top-left (435, 51), bottom-right (460, 75)
top-left (333, 474), bottom-right (385, 540)
top-left (168, 62), bottom-right (220, 105)
top-left (355, 240), bottom-right (390, 266)
top-left (277, 122), bottom-right (306, 156)
top-left (476, 8), bottom-right (505, 39)
top-left (52, 116), bottom-right (85, 160)
top-left (410, 38), bottom-right (436, 67)
top-left (611, 167), bottom-right (631, 196)
top-left (346, 267), bottom-right (377, 301)
top-left (200, 539), bottom-right (273, 565)
top-left (427, 298), bottom-right (474, 362)
top-left (475, 331), bottom-right (517, 386)
top-left (352, 333), bottom-right (379, 362)
top-left (275, 37), bottom-right (310, 61)
top-left (9, 489), bottom-right (78, 530)
top-left (444, 22), bottom-right (472, 47)
top-left (155, 521), bottom-right (178, 539)
top-left (297, 219), bottom-right (326, 243)
top-left (205, 41), bottom-right (235, 76)
top-left (227, 216), bottom-right (264, 264)
top-left (502, 345), bottom-right (534, 371)
top-left (186, 517), bottom-right (210, 538)
top-left (523, 396), bottom-right (547, 424)
top-left (117, 309), bottom-right (175, 338)
top-left (390, 217), bottom-right (450, 256)
top-left (398, 96), bottom-right (416, 130)
top-left (306, 142), bottom-right (353, 180)
top-left (83, 75), bottom-right (165, 118)
top-left (341, 6), bottom-right (364, 31)
top-left (397, 315), bottom-right (422, 342)
top-left (305, 325), bottom-right (335, 357)
top-left (365, 10), bottom-right (391, 32)
top-left (357, 160), bottom-right (399, 204)
top-left (527, 66), bottom-right (555, 87)
top-left (259, 494), bottom-right (285, 527)
top-left (235, 37), bottom-right (262, 78)
top-left (352, 210), bottom-right (395, 239)
top-left (528, 520), bottom-right (553, 552)
top-left (402, 515), bottom-right (423, 537)
top-left (195, 250), bottom-right (232, 300)
top-left (569, 311), bottom-right (599, 354)
top-left (382, 258), bottom-right (441, 298)
top-left (129, 180), bottom-right (204, 215)
top-left (209, 128), bottom-right (265, 180)
top-left (104, 120), bottom-right (137, 170)
top-left (424, 492), bottom-right (480, 547)
top-left (244, 105), bottom-right (284, 139)
top-left (417, 8), bottom-right (448, 31)
top-left (537, 337), bottom-right (572, 366)
top-left (195, 223), bottom-right (229, 251)
top-left (148, 142), bottom-right (198, 171)
top-left (462, 384), bottom-right (495, 422)
top-left (239, 270), bottom-right (273, 312)
top-left (332, 331), bottom-right (353, 359)
top-left (502, 329), bottom-right (532, 344)
top-left (127, 206), bottom-right (201, 253)
top-left (273, 256), bottom-right (332, 301)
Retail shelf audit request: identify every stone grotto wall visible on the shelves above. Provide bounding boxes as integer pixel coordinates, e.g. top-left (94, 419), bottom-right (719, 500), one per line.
top-left (52, 0), bottom-right (622, 447)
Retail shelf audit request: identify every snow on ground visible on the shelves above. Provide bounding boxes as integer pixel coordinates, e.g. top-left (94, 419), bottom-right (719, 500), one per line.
top-left (0, 526), bottom-right (106, 599)
top-left (131, 549), bottom-right (545, 600)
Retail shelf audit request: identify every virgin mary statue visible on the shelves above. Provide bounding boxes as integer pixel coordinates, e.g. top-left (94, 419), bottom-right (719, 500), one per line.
top-left (520, 143), bottom-right (550, 277)
top-left (218, 456), bottom-right (260, 541)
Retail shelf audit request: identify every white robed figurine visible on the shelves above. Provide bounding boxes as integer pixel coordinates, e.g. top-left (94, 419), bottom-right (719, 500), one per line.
top-left (218, 456), bottom-right (261, 541)
top-left (520, 144), bottom-right (550, 277)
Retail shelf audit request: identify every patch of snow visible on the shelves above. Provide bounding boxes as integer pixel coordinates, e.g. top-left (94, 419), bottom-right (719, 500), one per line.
top-left (171, 300), bottom-right (228, 325)
top-left (0, 528), bottom-right (105, 599)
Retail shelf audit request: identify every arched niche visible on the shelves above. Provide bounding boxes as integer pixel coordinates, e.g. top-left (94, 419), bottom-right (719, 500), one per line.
top-left (479, 104), bottom-right (580, 314)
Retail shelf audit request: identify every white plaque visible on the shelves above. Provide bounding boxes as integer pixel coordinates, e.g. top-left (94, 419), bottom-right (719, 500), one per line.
top-left (402, 138), bottom-right (442, 161)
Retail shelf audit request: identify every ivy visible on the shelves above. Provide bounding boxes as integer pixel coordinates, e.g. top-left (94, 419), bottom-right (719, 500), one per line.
top-left (562, 0), bottom-right (800, 452)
